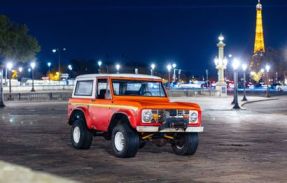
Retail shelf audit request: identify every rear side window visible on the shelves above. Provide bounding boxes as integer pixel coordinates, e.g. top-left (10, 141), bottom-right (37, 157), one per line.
top-left (74, 80), bottom-right (93, 96)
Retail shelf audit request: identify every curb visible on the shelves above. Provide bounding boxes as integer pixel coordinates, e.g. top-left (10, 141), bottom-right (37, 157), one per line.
top-left (241, 98), bottom-right (278, 107)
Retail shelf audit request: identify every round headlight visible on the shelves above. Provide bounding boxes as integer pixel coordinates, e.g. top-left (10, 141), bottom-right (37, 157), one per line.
top-left (142, 109), bottom-right (153, 123)
top-left (189, 111), bottom-right (198, 123)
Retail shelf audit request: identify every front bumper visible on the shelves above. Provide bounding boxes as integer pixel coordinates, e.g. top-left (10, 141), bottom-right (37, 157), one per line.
top-left (136, 126), bottom-right (204, 133)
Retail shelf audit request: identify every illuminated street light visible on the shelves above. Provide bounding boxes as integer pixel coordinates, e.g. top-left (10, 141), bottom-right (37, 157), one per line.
top-left (265, 64), bottom-right (270, 72)
top-left (150, 63), bottom-right (156, 76)
top-left (218, 34), bottom-right (224, 42)
top-left (232, 58), bottom-right (241, 109)
top-left (242, 63), bottom-right (248, 101)
top-left (260, 68), bottom-right (264, 73)
top-left (30, 61), bottom-right (36, 92)
top-left (98, 60), bottom-right (102, 67)
top-left (265, 64), bottom-right (271, 97)
top-left (115, 64), bottom-right (121, 74)
top-left (68, 64), bottom-right (73, 71)
top-left (18, 67), bottom-right (23, 73)
top-left (6, 62), bottom-right (13, 71)
top-left (98, 60), bottom-right (102, 73)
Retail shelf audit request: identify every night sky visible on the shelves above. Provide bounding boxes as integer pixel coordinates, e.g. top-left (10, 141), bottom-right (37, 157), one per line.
top-left (1, 0), bottom-right (287, 76)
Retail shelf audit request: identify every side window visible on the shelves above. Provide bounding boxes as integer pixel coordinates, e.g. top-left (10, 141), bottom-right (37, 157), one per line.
top-left (74, 80), bottom-right (93, 96)
top-left (97, 79), bottom-right (111, 99)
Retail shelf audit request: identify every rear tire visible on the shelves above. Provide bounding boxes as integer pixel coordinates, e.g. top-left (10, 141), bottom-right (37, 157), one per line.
top-left (171, 133), bottom-right (198, 156)
top-left (71, 119), bottom-right (93, 149)
top-left (111, 123), bottom-right (139, 158)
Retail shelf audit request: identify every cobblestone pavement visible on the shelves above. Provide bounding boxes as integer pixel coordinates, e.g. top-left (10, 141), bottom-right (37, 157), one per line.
top-left (0, 96), bottom-right (287, 183)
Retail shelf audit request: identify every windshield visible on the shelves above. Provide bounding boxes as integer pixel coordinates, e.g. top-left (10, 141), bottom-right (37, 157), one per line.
top-left (112, 80), bottom-right (166, 97)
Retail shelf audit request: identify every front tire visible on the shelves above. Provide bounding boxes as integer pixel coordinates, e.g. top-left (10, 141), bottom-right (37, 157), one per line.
top-left (111, 124), bottom-right (140, 158)
top-left (71, 119), bottom-right (93, 149)
top-left (171, 133), bottom-right (199, 156)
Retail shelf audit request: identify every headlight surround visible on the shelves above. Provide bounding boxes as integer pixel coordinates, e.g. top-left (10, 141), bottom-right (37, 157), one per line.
top-left (142, 109), bottom-right (153, 123)
top-left (189, 110), bottom-right (198, 123)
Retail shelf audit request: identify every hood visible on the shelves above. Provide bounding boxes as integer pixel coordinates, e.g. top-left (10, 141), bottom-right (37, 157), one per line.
top-left (113, 96), bottom-right (201, 111)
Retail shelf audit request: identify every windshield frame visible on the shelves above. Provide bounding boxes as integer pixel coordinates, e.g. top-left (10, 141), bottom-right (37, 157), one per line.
top-left (111, 79), bottom-right (167, 98)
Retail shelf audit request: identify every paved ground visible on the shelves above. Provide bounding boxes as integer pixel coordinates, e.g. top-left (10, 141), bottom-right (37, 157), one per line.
top-left (0, 96), bottom-right (287, 183)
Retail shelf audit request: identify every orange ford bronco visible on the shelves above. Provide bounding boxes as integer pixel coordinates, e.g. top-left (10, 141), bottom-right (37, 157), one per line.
top-left (68, 74), bottom-right (203, 158)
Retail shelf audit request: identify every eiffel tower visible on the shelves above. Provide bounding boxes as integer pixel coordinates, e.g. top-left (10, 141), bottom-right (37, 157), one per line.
top-left (250, 0), bottom-right (265, 82)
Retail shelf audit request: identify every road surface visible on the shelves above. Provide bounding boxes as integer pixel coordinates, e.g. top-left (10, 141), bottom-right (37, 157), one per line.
top-left (0, 96), bottom-right (287, 182)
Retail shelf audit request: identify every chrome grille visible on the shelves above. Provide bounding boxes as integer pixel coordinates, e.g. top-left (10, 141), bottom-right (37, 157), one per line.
top-left (151, 109), bottom-right (189, 123)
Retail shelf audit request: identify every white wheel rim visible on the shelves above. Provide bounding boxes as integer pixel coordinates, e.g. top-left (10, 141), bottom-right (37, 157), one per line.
top-left (176, 145), bottom-right (184, 150)
top-left (73, 126), bottom-right (81, 144)
top-left (114, 131), bottom-right (125, 152)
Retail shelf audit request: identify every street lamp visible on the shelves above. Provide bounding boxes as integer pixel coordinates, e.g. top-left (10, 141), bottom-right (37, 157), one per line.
top-left (98, 60), bottom-right (102, 73)
top-left (18, 67), bottom-right (23, 85)
top-left (47, 62), bottom-right (51, 73)
top-left (265, 64), bottom-right (271, 97)
top-left (166, 64), bottom-right (172, 86)
top-left (242, 63), bottom-right (248, 101)
top-left (150, 63), bottom-right (156, 76)
top-left (214, 34), bottom-right (228, 96)
top-left (6, 62), bottom-right (13, 100)
top-left (30, 61), bottom-right (36, 92)
top-left (0, 67), bottom-right (4, 107)
top-left (115, 64), bottom-right (121, 74)
top-left (52, 48), bottom-right (66, 73)
top-left (232, 58), bottom-right (241, 109)
top-left (172, 63), bottom-right (177, 82)
top-left (68, 64), bottom-right (73, 71)
top-left (18, 67), bottom-right (23, 73)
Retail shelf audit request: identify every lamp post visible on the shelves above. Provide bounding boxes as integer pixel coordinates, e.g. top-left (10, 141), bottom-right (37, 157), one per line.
top-left (115, 64), bottom-right (121, 74)
top-left (47, 62), bottom-right (51, 73)
top-left (172, 63), bottom-right (177, 82)
top-left (150, 63), bottom-right (156, 75)
top-left (232, 58), bottom-right (241, 109)
top-left (98, 60), bottom-right (102, 73)
top-left (30, 61), bottom-right (36, 92)
top-left (242, 63), bottom-right (248, 101)
top-left (166, 64), bottom-right (172, 87)
top-left (47, 62), bottom-right (51, 83)
top-left (0, 67), bottom-right (4, 107)
top-left (265, 64), bottom-right (270, 97)
top-left (7, 62), bottom-right (13, 100)
top-left (178, 69), bottom-right (182, 82)
top-left (52, 48), bottom-right (66, 74)
top-left (18, 67), bottom-right (23, 86)
top-left (214, 34), bottom-right (228, 96)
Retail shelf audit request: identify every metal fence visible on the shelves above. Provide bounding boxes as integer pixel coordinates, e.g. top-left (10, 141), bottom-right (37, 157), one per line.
top-left (3, 88), bottom-right (286, 102)
top-left (166, 88), bottom-right (217, 97)
top-left (4, 92), bottom-right (72, 101)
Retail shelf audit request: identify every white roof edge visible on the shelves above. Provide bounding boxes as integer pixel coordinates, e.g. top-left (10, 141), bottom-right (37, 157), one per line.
top-left (76, 74), bottom-right (162, 80)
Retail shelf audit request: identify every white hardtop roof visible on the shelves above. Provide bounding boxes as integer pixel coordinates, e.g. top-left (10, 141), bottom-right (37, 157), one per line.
top-left (76, 74), bottom-right (162, 80)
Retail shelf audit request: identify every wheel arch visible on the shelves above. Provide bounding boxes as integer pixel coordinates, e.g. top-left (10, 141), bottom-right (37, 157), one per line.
top-left (68, 108), bottom-right (87, 126)
top-left (106, 112), bottom-right (134, 139)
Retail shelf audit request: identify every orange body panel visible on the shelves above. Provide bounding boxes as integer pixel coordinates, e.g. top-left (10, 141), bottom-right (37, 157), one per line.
top-left (68, 76), bottom-right (202, 131)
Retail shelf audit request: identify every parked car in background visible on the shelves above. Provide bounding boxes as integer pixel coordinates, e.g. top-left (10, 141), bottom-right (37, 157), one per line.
top-left (178, 81), bottom-right (206, 89)
top-left (275, 84), bottom-right (287, 91)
